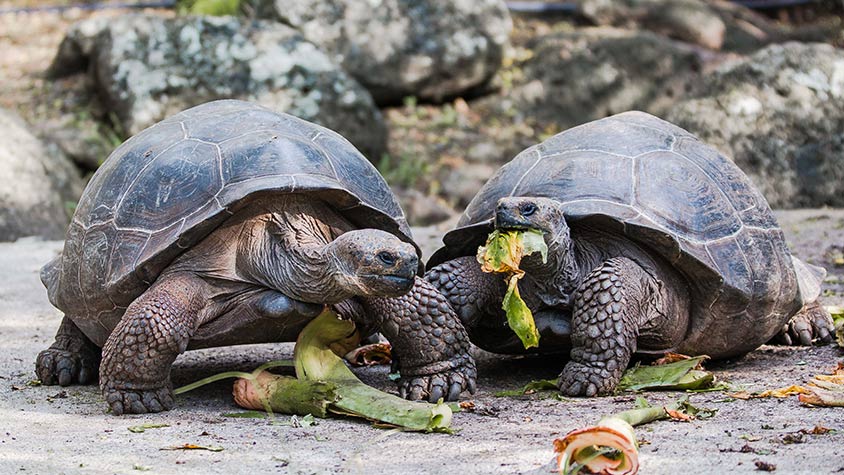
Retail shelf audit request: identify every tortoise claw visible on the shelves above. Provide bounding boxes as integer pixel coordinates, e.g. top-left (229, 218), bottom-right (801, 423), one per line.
top-left (775, 302), bottom-right (834, 346)
top-left (397, 358), bottom-right (477, 403)
top-left (103, 384), bottom-right (175, 415)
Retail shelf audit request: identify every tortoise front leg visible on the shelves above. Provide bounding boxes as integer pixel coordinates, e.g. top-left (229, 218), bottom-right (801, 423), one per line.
top-left (362, 277), bottom-right (476, 403)
top-left (36, 316), bottom-right (101, 386)
top-left (558, 257), bottom-right (663, 397)
top-left (99, 273), bottom-right (207, 415)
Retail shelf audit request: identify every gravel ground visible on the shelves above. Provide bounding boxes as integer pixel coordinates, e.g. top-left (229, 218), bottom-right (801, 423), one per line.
top-left (1, 209), bottom-right (843, 475)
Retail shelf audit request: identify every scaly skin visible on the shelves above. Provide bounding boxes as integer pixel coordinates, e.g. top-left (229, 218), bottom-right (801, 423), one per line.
top-left (557, 257), bottom-right (652, 397)
top-left (424, 256), bottom-right (505, 329)
top-left (775, 301), bottom-right (834, 346)
top-left (99, 274), bottom-right (204, 415)
top-left (36, 316), bottom-right (101, 386)
top-left (363, 277), bottom-right (477, 402)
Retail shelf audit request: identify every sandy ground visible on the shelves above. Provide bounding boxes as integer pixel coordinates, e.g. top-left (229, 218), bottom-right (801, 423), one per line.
top-left (1, 209), bottom-right (843, 474)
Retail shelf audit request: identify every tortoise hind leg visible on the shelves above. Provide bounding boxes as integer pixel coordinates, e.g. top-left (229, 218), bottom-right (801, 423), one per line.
top-left (99, 273), bottom-right (207, 415)
top-left (774, 301), bottom-right (833, 346)
top-left (36, 316), bottom-right (101, 386)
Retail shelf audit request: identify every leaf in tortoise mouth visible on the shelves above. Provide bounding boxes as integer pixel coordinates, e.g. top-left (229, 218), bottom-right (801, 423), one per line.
top-left (476, 229), bottom-right (547, 349)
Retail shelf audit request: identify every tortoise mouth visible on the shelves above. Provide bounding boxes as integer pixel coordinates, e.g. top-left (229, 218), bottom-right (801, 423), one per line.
top-left (359, 273), bottom-right (415, 297)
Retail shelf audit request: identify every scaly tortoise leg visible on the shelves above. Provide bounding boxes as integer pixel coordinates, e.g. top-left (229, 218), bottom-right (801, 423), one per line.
top-left (363, 277), bottom-right (477, 403)
top-left (36, 316), bottom-right (101, 386)
top-left (558, 257), bottom-right (656, 397)
top-left (99, 273), bottom-right (207, 415)
top-left (424, 256), bottom-right (506, 328)
top-left (775, 301), bottom-right (834, 346)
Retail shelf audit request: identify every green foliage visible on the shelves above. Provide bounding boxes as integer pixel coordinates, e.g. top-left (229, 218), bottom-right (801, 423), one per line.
top-left (178, 0), bottom-right (242, 16)
top-left (377, 152), bottom-right (429, 189)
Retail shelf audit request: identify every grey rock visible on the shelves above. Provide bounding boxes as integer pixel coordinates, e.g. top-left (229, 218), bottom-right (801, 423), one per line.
top-left (479, 28), bottom-right (704, 133)
top-left (579, 0), bottom-right (726, 50)
top-left (253, 0), bottom-right (512, 104)
top-left (47, 14), bottom-right (387, 159)
top-left (396, 188), bottom-right (455, 227)
top-left (668, 42), bottom-right (844, 208)
top-left (0, 109), bottom-right (85, 241)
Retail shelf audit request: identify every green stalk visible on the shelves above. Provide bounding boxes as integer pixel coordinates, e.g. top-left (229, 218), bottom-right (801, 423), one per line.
top-left (294, 310), bottom-right (453, 432)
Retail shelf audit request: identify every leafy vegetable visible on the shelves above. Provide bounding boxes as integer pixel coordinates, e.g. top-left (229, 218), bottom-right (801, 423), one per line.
top-left (617, 356), bottom-right (714, 392)
top-left (233, 310), bottom-right (453, 432)
top-left (554, 397), bottom-right (714, 475)
top-left (476, 229), bottom-right (548, 349)
top-left (293, 310), bottom-right (453, 432)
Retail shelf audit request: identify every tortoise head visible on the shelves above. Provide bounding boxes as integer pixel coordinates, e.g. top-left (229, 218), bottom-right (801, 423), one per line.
top-left (494, 196), bottom-right (567, 235)
top-left (326, 230), bottom-right (418, 297)
top-left (494, 196), bottom-right (571, 270)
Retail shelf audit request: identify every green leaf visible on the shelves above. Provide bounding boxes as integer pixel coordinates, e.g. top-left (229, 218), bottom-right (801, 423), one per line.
top-left (477, 230), bottom-right (547, 349)
top-left (293, 310), bottom-right (453, 432)
top-left (617, 357), bottom-right (714, 392)
top-left (127, 423), bottom-right (169, 433)
top-left (521, 229), bottom-right (548, 264)
top-left (502, 275), bottom-right (540, 349)
top-left (178, 0), bottom-right (240, 15)
top-left (494, 379), bottom-right (557, 397)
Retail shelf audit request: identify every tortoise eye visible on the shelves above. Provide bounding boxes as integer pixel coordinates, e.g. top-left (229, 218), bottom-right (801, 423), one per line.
top-left (377, 251), bottom-right (396, 266)
top-left (521, 203), bottom-right (538, 217)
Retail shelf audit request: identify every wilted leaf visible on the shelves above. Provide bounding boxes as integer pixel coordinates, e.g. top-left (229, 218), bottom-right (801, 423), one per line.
top-left (654, 353), bottom-right (694, 366)
top-left (757, 385), bottom-right (813, 398)
top-left (127, 423), bottom-right (169, 433)
top-left (665, 408), bottom-right (693, 422)
top-left (344, 342), bottom-right (392, 366)
top-left (554, 417), bottom-right (638, 475)
top-left (160, 444), bottom-right (224, 452)
top-left (617, 356), bottom-right (713, 391)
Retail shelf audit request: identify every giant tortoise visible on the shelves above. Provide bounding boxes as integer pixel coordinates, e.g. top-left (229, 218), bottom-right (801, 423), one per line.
top-left (36, 100), bottom-right (475, 414)
top-left (426, 111), bottom-right (832, 397)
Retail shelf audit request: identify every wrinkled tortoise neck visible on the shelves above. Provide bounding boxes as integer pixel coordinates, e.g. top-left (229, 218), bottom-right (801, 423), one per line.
top-left (235, 201), bottom-right (360, 305)
top-left (522, 218), bottom-right (581, 307)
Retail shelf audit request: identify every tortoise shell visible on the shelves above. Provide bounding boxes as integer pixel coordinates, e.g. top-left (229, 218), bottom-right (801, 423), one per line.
top-left (429, 111), bottom-right (802, 358)
top-left (43, 100), bottom-right (415, 346)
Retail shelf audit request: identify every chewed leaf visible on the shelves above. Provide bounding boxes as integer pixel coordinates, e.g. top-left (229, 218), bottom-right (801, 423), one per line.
top-left (503, 275), bottom-right (540, 349)
top-left (521, 229), bottom-right (548, 264)
top-left (477, 230), bottom-right (547, 349)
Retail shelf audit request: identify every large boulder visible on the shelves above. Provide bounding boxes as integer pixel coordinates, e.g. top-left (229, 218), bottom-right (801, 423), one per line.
top-left (0, 109), bottom-right (85, 241)
top-left (478, 28), bottom-right (705, 135)
top-left (668, 42), bottom-right (844, 208)
top-left (253, 0), bottom-right (512, 105)
top-left (47, 14), bottom-right (387, 159)
top-left (578, 0), bottom-right (726, 50)
top-left (577, 0), bottom-right (838, 54)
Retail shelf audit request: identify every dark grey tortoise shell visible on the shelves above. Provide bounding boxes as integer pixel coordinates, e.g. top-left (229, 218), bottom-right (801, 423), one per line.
top-left (429, 111), bottom-right (801, 358)
top-left (43, 100), bottom-right (415, 346)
